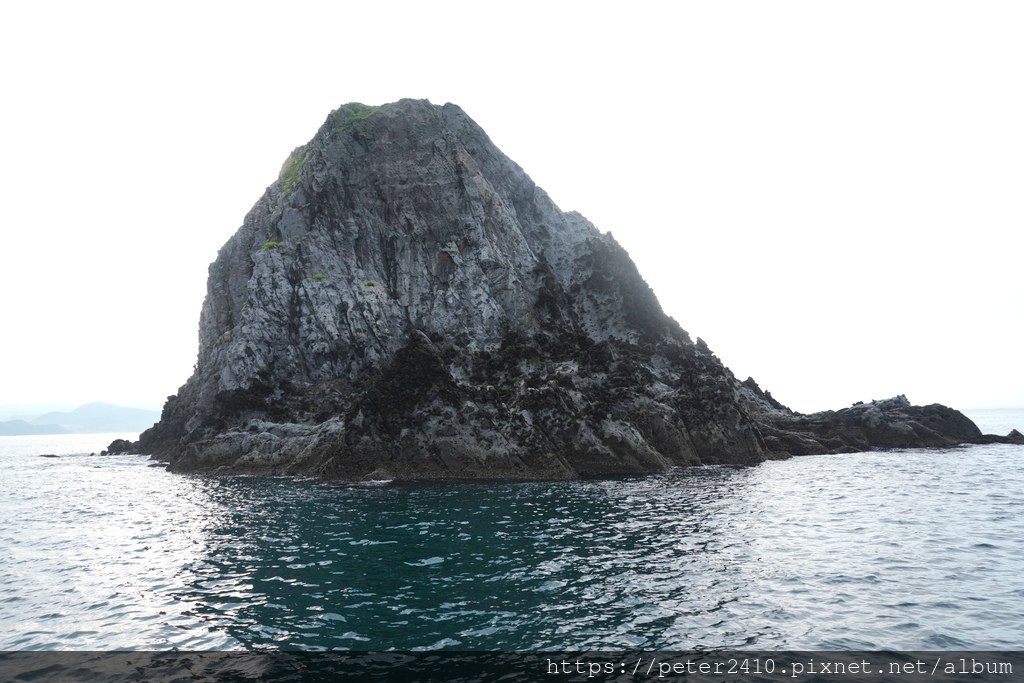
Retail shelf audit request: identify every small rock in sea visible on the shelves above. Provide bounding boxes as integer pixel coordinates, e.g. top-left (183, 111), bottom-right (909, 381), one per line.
top-left (103, 439), bottom-right (135, 455)
top-left (38, 454), bottom-right (59, 458)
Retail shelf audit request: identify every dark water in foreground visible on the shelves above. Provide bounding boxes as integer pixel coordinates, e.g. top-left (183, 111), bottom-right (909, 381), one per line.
top-left (1, 409), bottom-right (1022, 651)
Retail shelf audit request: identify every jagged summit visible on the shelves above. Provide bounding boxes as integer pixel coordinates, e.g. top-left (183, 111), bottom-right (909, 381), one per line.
top-left (122, 100), bottom-right (1021, 478)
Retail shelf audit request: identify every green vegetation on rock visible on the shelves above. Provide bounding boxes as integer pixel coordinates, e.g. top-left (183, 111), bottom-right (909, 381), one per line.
top-left (280, 148), bottom-right (307, 198)
top-left (329, 103), bottom-right (383, 135)
top-left (262, 241), bottom-right (284, 250)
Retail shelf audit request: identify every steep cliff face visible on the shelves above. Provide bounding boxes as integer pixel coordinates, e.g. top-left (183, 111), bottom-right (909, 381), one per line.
top-left (127, 100), bottom-right (1018, 479)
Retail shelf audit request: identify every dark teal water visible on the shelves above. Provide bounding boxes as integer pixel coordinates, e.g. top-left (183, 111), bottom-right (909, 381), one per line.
top-left (2, 409), bottom-right (1023, 651)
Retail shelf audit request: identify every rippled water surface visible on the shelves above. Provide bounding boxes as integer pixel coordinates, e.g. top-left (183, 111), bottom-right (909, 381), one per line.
top-left (2, 409), bottom-right (1023, 650)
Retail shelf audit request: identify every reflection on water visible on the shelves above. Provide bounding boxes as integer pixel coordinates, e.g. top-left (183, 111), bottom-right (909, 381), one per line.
top-left (2, 431), bottom-right (1024, 650)
top-left (0, 434), bottom-right (238, 649)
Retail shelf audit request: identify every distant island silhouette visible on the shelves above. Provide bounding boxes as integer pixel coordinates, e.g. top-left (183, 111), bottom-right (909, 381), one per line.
top-left (0, 402), bottom-right (159, 435)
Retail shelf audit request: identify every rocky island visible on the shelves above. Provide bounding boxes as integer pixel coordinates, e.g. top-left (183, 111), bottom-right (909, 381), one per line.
top-left (114, 99), bottom-right (1023, 479)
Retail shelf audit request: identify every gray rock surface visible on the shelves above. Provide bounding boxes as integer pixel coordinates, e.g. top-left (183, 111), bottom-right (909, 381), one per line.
top-left (121, 100), bottom-right (1022, 480)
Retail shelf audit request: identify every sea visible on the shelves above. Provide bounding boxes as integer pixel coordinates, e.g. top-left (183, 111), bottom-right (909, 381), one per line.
top-left (1, 408), bottom-right (1022, 652)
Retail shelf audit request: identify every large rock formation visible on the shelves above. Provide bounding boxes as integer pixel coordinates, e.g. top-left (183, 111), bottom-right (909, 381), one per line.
top-left (122, 100), bottom-right (1022, 479)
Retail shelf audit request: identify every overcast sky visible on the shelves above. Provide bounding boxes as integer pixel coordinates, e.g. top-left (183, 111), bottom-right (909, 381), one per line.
top-left (1, 1), bottom-right (1021, 414)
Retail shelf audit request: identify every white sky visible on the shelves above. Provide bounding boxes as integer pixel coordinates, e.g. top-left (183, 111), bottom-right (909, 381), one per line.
top-left (1, 1), bottom-right (1021, 414)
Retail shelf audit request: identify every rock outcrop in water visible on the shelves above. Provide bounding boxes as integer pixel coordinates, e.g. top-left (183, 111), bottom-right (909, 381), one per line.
top-left (121, 100), bottom-right (1022, 479)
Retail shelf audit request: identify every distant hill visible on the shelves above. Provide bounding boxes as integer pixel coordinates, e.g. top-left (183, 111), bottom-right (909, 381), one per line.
top-left (29, 402), bottom-right (161, 434)
top-left (0, 420), bottom-right (71, 436)
top-left (0, 403), bottom-right (78, 422)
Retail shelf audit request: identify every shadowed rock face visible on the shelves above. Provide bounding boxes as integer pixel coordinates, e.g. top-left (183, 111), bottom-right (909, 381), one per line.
top-left (123, 100), bottom-right (1022, 479)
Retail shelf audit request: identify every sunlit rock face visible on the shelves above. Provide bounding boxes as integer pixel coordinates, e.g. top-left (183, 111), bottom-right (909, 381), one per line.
top-left (126, 100), bottom-right (1010, 479)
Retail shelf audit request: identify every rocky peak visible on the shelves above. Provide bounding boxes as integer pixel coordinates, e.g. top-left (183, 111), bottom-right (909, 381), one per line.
top-left (124, 100), bottom-right (1021, 479)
